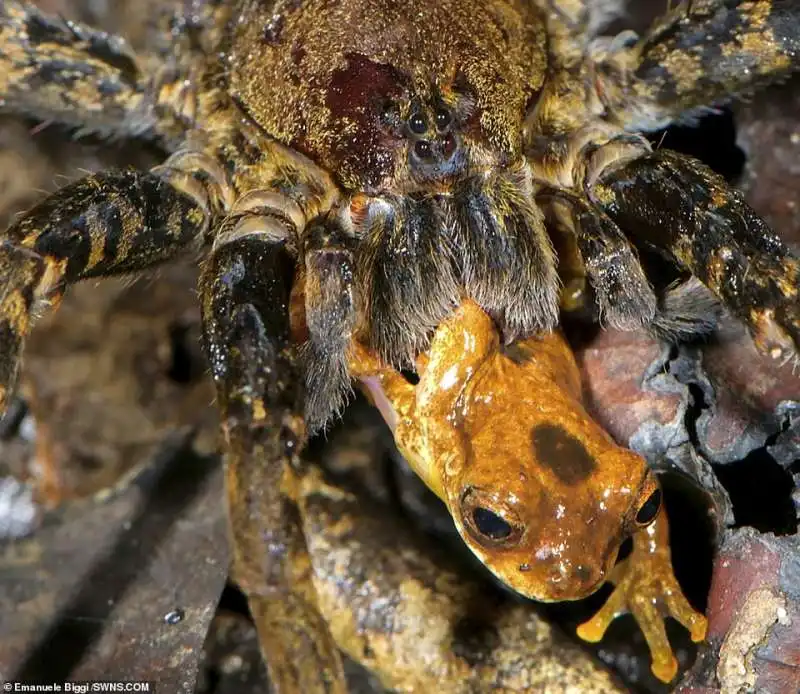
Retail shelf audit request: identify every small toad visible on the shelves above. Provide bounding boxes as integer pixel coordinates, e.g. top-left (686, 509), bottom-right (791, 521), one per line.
top-left (349, 300), bottom-right (707, 682)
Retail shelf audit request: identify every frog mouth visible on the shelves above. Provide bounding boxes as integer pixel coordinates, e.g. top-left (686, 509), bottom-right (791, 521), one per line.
top-left (518, 572), bottom-right (609, 603)
top-left (511, 541), bottom-right (621, 603)
top-left (476, 560), bottom-right (609, 603)
top-left (357, 374), bottom-right (399, 433)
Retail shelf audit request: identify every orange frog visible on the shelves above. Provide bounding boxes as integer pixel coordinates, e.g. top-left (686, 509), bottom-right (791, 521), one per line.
top-left (349, 300), bottom-right (707, 683)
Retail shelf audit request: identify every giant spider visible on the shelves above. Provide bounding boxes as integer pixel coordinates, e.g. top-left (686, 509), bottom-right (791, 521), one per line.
top-left (0, 0), bottom-right (798, 691)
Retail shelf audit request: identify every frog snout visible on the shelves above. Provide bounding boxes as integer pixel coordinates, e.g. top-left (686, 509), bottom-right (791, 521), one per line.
top-left (543, 562), bottom-right (605, 600)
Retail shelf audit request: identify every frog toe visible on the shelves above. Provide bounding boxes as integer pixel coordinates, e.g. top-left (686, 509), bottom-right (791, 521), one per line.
top-left (664, 586), bottom-right (708, 643)
top-left (628, 590), bottom-right (679, 682)
top-left (575, 566), bottom-right (628, 643)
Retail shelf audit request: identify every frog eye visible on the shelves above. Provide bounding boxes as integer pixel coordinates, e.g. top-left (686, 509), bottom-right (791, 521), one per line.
top-left (634, 488), bottom-right (662, 526)
top-left (460, 487), bottom-right (523, 547)
top-left (472, 507), bottom-right (512, 540)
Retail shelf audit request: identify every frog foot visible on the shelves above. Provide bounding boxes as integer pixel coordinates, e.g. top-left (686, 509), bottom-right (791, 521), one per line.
top-left (576, 514), bottom-right (707, 683)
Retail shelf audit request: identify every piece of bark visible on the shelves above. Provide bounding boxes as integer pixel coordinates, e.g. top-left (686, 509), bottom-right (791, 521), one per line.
top-left (678, 529), bottom-right (800, 693)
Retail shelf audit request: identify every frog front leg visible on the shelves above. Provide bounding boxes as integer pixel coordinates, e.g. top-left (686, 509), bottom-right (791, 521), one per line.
top-left (576, 507), bottom-right (708, 683)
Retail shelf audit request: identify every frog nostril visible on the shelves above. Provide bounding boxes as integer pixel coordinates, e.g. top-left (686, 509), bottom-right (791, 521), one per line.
top-left (546, 567), bottom-right (570, 592)
top-left (573, 564), bottom-right (593, 583)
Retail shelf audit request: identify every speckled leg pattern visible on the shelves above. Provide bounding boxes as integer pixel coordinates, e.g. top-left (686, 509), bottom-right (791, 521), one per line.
top-left (0, 169), bottom-right (208, 412)
top-left (199, 234), bottom-right (346, 694)
top-left (598, 0), bottom-right (800, 131)
top-left (529, 0), bottom-right (800, 358)
top-left (591, 149), bottom-right (800, 362)
top-left (0, 0), bottom-right (218, 146)
top-left (538, 188), bottom-right (657, 330)
top-left (0, 1), bottom-right (156, 138)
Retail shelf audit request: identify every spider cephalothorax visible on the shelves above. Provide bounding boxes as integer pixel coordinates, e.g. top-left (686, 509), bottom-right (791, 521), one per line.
top-left (1, 0), bottom-right (799, 691)
top-left (230, 0), bottom-right (563, 414)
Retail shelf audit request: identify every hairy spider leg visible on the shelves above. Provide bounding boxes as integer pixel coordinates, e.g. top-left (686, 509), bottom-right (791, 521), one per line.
top-left (200, 232), bottom-right (347, 694)
top-left (0, 0), bottom-right (221, 146)
top-left (302, 220), bottom-right (359, 432)
top-left (0, 169), bottom-right (209, 412)
top-left (596, 0), bottom-right (800, 132)
top-left (0, 2), bottom-right (152, 139)
top-left (591, 148), bottom-right (800, 364)
top-left (522, 4), bottom-right (661, 331)
top-left (525, 0), bottom-right (800, 360)
top-left (537, 187), bottom-right (657, 330)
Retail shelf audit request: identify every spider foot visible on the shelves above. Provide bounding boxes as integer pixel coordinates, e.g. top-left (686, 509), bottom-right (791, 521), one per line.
top-left (576, 510), bottom-right (707, 683)
top-left (748, 284), bottom-right (800, 366)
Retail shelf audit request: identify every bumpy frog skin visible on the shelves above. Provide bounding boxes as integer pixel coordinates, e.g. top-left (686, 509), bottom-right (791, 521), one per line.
top-left (350, 300), bottom-right (707, 682)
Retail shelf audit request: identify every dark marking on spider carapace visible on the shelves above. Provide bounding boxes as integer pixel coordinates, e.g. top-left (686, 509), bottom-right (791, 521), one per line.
top-left (323, 53), bottom-right (410, 190)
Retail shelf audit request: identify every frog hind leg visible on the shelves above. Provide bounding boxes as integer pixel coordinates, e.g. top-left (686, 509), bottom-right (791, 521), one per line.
top-left (576, 509), bottom-right (707, 683)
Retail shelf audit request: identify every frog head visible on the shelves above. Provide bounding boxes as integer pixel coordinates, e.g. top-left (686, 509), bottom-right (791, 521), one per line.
top-left (443, 389), bottom-right (662, 601)
top-left (351, 300), bottom-right (662, 602)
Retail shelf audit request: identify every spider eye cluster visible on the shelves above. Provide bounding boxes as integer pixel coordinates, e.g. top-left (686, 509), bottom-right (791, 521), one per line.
top-left (407, 106), bottom-right (453, 137)
top-left (409, 112), bottom-right (427, 134)
top-left (376, 96), bottom-right (463, 178)
top-left (403, 104), bottom-right (460, 171)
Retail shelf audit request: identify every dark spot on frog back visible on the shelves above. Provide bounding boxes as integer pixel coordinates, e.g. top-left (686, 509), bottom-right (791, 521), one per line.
top-left (325, 53), bottom-right (409, 190)
top-left (531, 423), bottom-right (596, 485)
